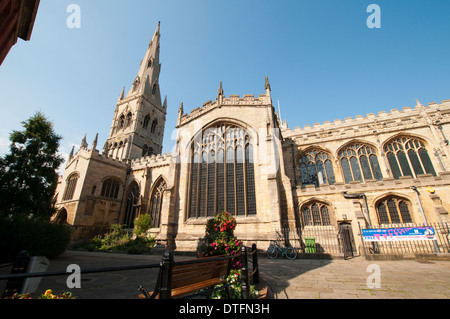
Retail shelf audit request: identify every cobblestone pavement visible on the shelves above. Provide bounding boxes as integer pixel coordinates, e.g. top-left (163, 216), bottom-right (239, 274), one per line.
top-left (258, 257), bottom-right (450, 299)
top-left (1, 251), bottom-right (450, 299)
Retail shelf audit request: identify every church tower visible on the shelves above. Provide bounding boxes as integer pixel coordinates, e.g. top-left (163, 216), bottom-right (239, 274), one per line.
top-left (104, 22), bottom-right (167, 160)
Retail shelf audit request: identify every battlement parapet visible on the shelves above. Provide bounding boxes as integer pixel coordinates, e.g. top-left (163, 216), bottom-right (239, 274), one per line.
top-left (130, 152), bottom-right (174, 169)
top-left (179, 93), bottom-right (272, 126)
top-left (283, 99), bottom-right (450, 141)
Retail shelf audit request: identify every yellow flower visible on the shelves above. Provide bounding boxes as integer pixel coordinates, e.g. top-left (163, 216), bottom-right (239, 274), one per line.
top-left (44, 289), bottom-right (53, 296)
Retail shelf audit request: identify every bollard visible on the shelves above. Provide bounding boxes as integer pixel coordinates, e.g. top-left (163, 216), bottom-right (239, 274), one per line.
top-left (251, 244), bottom-right (260, 285)
top-left (159, 251), bottom-right (173, 299)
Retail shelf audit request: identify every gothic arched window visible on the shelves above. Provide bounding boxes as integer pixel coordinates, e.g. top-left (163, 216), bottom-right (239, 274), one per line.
top-left (301, 201), bottom-right (332, 227)
top-left (118, 114), bottom-right (125, 130)
top-left (151, 120), bottom-right (157, 134)
top-left (376, 196), bottom-right (413, 225)
top-left (339, 143), bottom-right (383, 184)
top-left (187, 124), bottom-right (257, 218)
top-left (298, 149), bottom-right (336, 187)
top-left (63, 173), bottom-right (79, 201)
top-left (126, 112), bottom-right (133, 128)
top-left (123, 182), bottom-right (140, 228)
top-left (149, 178), bottom-right (167, 228)
top-left (384, 136), bottom-right (436, 180)
top-left (101, 178), bottom-right (120, 199)
top-left (143, 114), bottom-right (150, 129)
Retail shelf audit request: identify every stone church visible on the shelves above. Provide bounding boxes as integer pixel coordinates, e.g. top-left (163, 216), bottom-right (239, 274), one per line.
top-left (54, 23), bottom-right (450, 254)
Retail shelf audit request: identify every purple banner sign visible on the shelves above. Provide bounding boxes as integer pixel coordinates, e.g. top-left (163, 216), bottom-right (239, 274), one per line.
top-left (362, 226), bottom-right (436, 242)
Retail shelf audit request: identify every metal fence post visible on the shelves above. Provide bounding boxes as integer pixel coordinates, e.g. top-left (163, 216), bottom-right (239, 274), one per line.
top-left (241, 246), bottom-right (250, 299)
top-left (159, 251), bottom-right (173, 299)
top-left (251, 244), bottom-right (260, 285)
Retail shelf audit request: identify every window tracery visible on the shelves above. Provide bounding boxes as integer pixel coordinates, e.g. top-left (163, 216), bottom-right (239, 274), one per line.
top-left (187, 124), bottom-right (257, 218)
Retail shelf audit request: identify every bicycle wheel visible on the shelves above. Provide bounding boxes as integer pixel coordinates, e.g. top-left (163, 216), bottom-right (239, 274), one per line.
top-left (285, 247), bottom-right (297, 260)
top-left (266, 245), bottom-right (279, 259)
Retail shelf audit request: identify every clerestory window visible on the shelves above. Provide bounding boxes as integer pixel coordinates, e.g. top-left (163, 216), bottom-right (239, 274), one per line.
top-left (298, 149), bottom-right (336, 188)
top-left (384, 136), bottom-right (436, 179)
top-left (339, 143), bottom-right (383, 183)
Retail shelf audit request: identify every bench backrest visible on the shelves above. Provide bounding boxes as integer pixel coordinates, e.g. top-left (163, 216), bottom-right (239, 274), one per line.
top-left (171, 257), bottom-right (230, 289)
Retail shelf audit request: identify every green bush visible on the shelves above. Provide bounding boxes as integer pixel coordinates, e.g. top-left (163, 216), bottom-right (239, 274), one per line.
top-left (72, 223), bottom-right (156, 255)
top-left (0, 216), bottom-right (72, 262)
top-left (133, 214), bottom-right (153, 237)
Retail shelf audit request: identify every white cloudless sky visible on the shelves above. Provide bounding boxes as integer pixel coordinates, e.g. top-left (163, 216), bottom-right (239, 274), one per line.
top-left (1, 0), bottom-right (449, 166)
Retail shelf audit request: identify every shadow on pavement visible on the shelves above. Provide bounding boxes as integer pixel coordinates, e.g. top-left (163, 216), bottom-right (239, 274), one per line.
top-left (258, 256), bottom-right (332, 299)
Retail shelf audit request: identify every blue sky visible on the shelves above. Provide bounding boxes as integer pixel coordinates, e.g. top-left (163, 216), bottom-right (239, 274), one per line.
top-left (1, 0), bottom-right (449, 165)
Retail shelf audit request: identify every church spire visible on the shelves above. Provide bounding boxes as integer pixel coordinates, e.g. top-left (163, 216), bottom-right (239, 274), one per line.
top-left (126, 22), bottom-right (162, 102)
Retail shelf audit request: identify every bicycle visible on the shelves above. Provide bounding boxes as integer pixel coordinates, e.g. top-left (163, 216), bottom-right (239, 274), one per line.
top-left (266, 242), bottom-right (297, 260)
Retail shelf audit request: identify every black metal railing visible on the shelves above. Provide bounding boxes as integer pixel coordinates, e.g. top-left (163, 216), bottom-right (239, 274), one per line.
top-left (240, 244), bottom-right (260, 299)
top-left (1, 245), bottom-right (260, 299)
top-left (279, 227), bottom-right (342, 255)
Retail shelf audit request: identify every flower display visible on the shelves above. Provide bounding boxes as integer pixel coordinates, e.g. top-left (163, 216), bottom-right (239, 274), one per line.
top-left (198, 212), bottom-right (242, 268)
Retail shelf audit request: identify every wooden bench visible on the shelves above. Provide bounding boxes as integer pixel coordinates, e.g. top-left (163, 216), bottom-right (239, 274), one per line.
top-left (138, 252), bottom-right (234, 299)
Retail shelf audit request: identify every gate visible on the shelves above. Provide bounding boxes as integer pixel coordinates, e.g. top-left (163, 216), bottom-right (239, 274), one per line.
top-left (338, 223), bottom-right (355, 259)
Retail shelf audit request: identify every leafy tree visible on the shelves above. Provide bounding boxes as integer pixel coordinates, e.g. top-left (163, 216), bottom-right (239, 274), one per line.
top-left (0, 112), bottom-right (63, 220)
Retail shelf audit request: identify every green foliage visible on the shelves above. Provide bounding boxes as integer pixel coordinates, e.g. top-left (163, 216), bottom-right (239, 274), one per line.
top-left (0, 112), bottom-right (63, 221)
top-left (133, 213), bottom-right (153, 236)
top-left (0, 215), bottom-right (72, 262)
top-left (73, 223), bottom-right (156, 255)
top-left (199, 212), bottom-right (242, 268)
top-left (209, 269), bottom-right (259, 299)
top-left (197, 213), bottom-right (259, 299)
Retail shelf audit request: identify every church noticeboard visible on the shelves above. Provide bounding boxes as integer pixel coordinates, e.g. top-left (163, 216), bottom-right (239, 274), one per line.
top-left (362, 226), bottom-right (436, 242)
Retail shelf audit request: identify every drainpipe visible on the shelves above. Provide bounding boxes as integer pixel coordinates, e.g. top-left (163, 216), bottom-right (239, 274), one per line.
top-left (410, 186), bottom-right (440, 253)
top-left (342, 192), bottom-right (372, 227)
top-left (343, 192), bottom-right (379, 254)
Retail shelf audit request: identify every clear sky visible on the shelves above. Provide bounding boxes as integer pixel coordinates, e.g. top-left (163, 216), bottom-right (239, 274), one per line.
top-left (1, 0), bottom-right (449, 167)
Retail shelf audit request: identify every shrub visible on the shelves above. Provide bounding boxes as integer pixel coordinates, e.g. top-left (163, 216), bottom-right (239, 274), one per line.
top-left (133, 214), bottom-right (153, 237)
top-left (0, 215), bottom-right (72, 262)
top-left (72, 223), bottom-right (156, 255)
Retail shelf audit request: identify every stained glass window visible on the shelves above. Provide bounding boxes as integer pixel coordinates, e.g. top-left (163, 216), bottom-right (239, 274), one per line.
top-left (298, 150), bottom-right (336, 187)
top-left (301, 201), bottom-right (332, 227)
top-left (376, 197), bottom-right (413, 225)
top-left (384, 136), bottom-right (436, 179)
top-left (338, 144), bottom-right (383, 183)
top-left (188, 124), bottom-right (257, 218)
